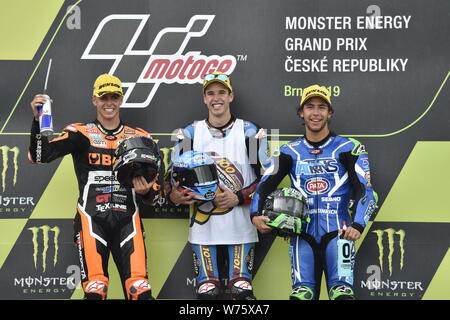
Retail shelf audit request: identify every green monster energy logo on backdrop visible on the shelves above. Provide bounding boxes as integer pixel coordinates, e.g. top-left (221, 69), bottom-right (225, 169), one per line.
top-left (160, 147), bottom-right (174, 174)
top-left (372, 228), bottom-right (405, 276)
top-left (0, 146), bottom-right (19, 192)
top-left (28, 226), bottom-right (60, 272)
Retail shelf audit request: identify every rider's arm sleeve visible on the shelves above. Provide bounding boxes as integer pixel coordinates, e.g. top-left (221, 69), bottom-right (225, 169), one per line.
top-left (340, 142), bottom-right (378, 234)
top-left (238, 124), bottom-right (271, 205)
top-left (28, 119), bottom-right (87, 164)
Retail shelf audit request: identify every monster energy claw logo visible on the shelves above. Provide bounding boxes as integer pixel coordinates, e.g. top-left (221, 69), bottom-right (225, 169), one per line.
top-left (0, 146), bottom-right (19, 192)
top-left (372, 228), bottom-right (405, 276)
top-left (28, 226), bottom-right (60, 272)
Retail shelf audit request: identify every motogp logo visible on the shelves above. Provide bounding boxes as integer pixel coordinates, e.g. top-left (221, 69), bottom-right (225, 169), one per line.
top-left (82, 15), bottom-right (237, 108)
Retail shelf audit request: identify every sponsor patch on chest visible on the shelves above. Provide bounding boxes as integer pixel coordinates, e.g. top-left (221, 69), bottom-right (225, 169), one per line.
top-left (305, 177), bottom-right (330, 195)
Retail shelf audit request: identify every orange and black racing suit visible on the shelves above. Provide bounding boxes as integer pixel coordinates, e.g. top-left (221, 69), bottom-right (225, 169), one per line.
top-left (28, 119), bottom-right (162, 300)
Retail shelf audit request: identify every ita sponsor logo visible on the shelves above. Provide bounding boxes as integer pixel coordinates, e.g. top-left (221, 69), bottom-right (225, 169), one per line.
top-left (305, 177), bottom-right (330, 195)
top-left (82, 14), bottom-right (237, 108)
top-left (361, 228), bottom-right (424, 298)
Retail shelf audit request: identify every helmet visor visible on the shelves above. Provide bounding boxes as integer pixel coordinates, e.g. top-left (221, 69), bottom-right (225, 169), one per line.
top-left (174, 164), bottom-right (218, 187)
top-left (115, 136), bottom-right (159, 158)
top-left (272, 196), bottom-right (306, 218)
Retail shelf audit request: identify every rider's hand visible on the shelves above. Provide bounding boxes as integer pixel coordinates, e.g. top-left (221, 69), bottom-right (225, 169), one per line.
top-left (213, 184), bottom-right (239, 209)
top-left (251, 215), bottom-right (274, 234)
top-left (30, 94), bottom-right (52, 121)
top-left (169, 181), bottom-right (197, 205)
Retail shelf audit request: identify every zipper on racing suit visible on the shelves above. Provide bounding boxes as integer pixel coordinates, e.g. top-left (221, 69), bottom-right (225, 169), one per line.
top-left (313, 151), bottom-right (320, 237)
top-left (107, 136), bottom-right (116, 216)
top-left (98, 121), bottom-right (121, 216)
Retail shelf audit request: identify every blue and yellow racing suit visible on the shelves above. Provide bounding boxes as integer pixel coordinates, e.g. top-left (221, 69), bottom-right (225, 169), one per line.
top-left (251, 133), bottom-right (377, 299)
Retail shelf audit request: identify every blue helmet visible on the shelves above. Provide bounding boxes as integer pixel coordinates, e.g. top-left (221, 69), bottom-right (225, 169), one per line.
top-left (171, 151), bottom-right (219, 201)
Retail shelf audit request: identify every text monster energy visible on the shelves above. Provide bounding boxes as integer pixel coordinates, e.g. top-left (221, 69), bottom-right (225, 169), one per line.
top-left (0, 146), bottom-right (19, 192)
top-left (372, 228), bottom-right (405, 276)
top-left (28, 226), bottom-right (60, 272)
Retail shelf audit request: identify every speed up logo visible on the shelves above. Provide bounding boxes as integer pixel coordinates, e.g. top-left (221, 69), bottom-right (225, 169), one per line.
top-left (82, 15), bottom-right (236, 108)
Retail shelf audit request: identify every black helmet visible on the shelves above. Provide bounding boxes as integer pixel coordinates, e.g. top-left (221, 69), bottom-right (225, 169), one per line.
top-left (113, 136), bottom-right (161, 188)
top-left (262, 188), bottom-right (309, 237)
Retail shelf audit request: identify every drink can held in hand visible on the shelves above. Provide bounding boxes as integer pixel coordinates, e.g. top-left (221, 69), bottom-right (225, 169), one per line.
top-left (37, 94), bottom-right (53, 136)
